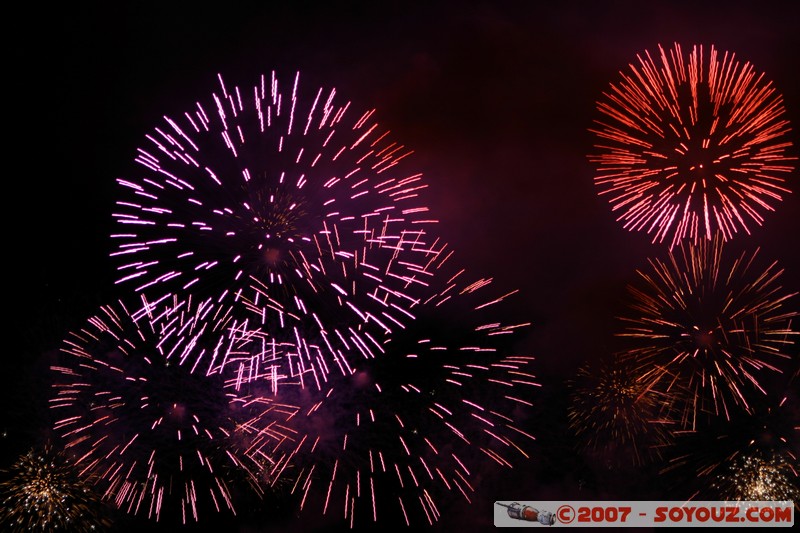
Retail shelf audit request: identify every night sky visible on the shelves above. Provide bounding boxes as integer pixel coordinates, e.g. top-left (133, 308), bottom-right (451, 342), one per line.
top-left (4, 2), bottom-right (800, 531)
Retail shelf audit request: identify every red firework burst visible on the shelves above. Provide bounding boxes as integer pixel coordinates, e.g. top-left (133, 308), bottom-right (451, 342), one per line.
top-left (589, 42), bottom-right (796, 248)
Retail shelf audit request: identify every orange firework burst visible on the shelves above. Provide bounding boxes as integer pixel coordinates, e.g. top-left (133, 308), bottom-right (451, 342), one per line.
top-left (617, 235), bottom-right (798, 429)
top-left (589, 42), bottom-right (796, 248)
top-left (0, 444), bottom-right (111, 532)
top-left (567, 355), bottom-right (677, 467)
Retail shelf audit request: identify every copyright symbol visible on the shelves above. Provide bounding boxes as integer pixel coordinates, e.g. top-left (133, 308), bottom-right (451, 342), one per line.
top-left (557, 505), bottom-right (575, 524)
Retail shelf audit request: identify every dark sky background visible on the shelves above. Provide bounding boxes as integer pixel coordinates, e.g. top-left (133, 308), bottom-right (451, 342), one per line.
top-left (4, 1), bottom-right (800, 531)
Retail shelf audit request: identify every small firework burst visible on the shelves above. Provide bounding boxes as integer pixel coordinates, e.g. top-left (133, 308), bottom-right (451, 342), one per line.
top-left (712, 451), bottom-right (799, 502)
top-left (0, 444), bottom-right (111, 532)
top-left (48, 295), bottom-right (299, 524)
top-left (589, 42), bottom-right (796, 248)
top-left (616, 234), bottom-right (798, 428)
top-left (567, 355), bottom-right (676, 467)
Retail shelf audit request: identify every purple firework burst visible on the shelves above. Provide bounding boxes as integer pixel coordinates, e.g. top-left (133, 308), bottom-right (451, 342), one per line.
top-left (110, 71), bottom-right (443, 341)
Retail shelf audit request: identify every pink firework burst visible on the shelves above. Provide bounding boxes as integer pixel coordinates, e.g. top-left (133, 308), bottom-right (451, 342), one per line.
top-left (49, 294), bottom-right (301, 525)
top-left (110, 71), bottom-right (443, 337)
top-left (589, 42), bottom-right (796, 248)
top-left (225, 267), bottom-right (538, 528)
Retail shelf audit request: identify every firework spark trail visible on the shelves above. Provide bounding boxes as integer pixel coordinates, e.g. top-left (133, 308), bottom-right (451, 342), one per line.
top-left (616, 234), bottom-right (799, 429)
top-left (0, 444), bottom-right (111, 532)
top-left (48, 294), bottom-right (303, 524)
top-left (567, 355), bottom-right (677, 467)
top-left (589, 42), bottom-right (796, 248)
top-left (228, 268), bottom-right (538, 528)
top-left (110, 71), bottom-right (443, 343)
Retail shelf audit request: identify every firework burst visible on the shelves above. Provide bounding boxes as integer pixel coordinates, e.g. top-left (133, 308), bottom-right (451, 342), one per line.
top-left (567, 354), bottom-right (676, 467)
top-left (589, 42), bottom-right (796, 248)
top-left (110, 71), bottom-right (443, 338)
top-left (227, 270), bottom-right (538, 528)
top-left (0, 444), bottom-right (111, 532)
top-left (712, 451), bottom-right (799, 502)
top-left (48, 294), bottom-right (301, 524)
top-left (616, 234), bottom-right (798, 428)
